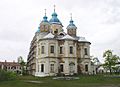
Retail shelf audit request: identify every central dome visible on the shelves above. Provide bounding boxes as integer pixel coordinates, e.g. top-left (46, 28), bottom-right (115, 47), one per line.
top-left (49, 11), bottom-right (62, 25)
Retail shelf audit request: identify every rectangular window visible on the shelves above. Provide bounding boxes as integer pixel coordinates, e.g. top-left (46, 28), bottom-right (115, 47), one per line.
top-left (41, 64), bottom-right (44, 72)
top-left (50, 46), bottom-right (54, 53)
top-left (41, 46), bottom-right (44, 54)
top-left (84, 48), bottom-right (88, 55)
top-left (85, 65), bottom-right (88, 72)
top-left (60, 64), bottom-right (64, 72)
top-left (70, 46), bottom-right (73, 54)
top-left (50, 64), bottom-right (54, 73)
top-left (60, 47), bottom-right (63, 54)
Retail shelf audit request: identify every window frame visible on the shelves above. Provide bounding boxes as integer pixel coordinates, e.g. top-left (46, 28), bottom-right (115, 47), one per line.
top-left (60, 64), bottom-right (64, 72)
top-left (50, 64), bottom-right (54, 73)
top-left (41, 64), bottom-right (44, 72)
top-left (50, 45), bottom-right (54, 53)
top-left (85, 64), bottom-right (88, 72)
top-left (70, 46), bottom-right (73, 54)
top-left (60, 46), bottom-right (63, 54)
top-left (41, 46), bottom-right (44, 54)
top-left (84, 48), bottom-right (88, 55)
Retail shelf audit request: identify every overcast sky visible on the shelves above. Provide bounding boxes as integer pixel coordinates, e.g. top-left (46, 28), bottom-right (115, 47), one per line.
top-left (0, 0), bottom-right (120, 62)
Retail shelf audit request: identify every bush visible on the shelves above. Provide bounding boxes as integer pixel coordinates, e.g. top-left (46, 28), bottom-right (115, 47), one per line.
top-left (0, 69), bottom-right (17, 81)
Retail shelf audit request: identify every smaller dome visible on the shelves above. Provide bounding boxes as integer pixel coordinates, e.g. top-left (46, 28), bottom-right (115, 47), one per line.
top-left (69, 19), bottom-right (76, 26)
top-left (40, 14), bottom-right (50, 26)
top-left (42, 16), bottom-right (48, 22)
top-left (40, 21), bottom-right (50, 25)
top-left (36, 27), bottom-right (40, 33)
top-left (67, 15), bottom-right (77, 29)
top-left (41, 9), bottom-right (49, 23)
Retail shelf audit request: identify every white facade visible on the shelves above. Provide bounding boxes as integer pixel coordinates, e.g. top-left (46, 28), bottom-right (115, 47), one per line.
top-left (27, 8), bottom-right (92, 77)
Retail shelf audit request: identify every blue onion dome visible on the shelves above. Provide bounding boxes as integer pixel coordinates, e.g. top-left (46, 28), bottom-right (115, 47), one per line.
top-left (49, 10), bottom-right (62, 25)
top-left (41, 9), bottom-right (49, 25)
top-left (67, 14), bottom-right (77, 29)
top-left (43, 9), bottom-right (48, 22)
top-left (36, 27), bottom-right (40, 33)
top-left (42, 15), bottom-right (48, 22)
top-left (52, 12), bottom-right (57, 16)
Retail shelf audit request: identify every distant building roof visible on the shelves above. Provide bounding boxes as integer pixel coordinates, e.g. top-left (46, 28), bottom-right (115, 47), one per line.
top-left (0, 61), bottom-right (21, 66)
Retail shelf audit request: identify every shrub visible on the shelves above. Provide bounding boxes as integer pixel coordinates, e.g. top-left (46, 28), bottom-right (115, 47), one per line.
top-left (0, 69), bottom-right (17, 81)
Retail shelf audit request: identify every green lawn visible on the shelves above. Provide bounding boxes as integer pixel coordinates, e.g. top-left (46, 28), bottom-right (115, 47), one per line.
top-left (0, 75), bottom-right (120, 87)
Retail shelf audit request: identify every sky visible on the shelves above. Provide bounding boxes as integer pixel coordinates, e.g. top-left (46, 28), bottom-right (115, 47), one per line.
top-left (0, 0), bottom-right (120, 63)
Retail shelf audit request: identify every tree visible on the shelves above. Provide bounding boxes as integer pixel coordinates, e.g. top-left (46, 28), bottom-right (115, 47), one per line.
top-left (18, 56), bottom-right (26, 75)
top-left (103, 50), bottom-right (119, 74)
top-left (92, 57), bottom-right (100, 65)
top-left (18, 56), bottom-right (23, 63)
top-left (91, 56), bottom-right (101, 74)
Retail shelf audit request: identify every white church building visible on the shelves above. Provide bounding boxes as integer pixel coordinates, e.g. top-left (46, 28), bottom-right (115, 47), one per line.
top-left (27, 7), bottom-right (92, 77)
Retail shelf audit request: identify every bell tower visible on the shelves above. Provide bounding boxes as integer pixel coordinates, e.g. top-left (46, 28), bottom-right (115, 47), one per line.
top-left (67, 13), bottom-right (77, 37)
top-left (40, 9), bottom-right (50, 32)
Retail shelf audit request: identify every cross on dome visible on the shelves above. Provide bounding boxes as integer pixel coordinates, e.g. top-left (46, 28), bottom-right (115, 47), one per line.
top-left (44, 9), bottom-right (46, 16)
top-left (66, 13), bottom-right (77, 29)
top-left (54, 5), bottom-right (56, 12)
top-left (42, 9), bottom-right (48, 22)
top-left (70, 13), bottom-right (72, 20)
top-left (49, 5), bottom-right (62, 25)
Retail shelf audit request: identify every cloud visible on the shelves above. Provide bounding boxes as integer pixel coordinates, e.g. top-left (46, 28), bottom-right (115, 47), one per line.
top-left (0, 0), bottom-right (120, 62)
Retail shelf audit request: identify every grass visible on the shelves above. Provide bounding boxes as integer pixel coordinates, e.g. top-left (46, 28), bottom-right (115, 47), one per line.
top-left (0, 75), bottom-right (120, 87)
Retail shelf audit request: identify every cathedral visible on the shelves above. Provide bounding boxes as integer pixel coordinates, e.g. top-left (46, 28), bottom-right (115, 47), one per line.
top-left (27, 7), bottom-right (92, 77)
